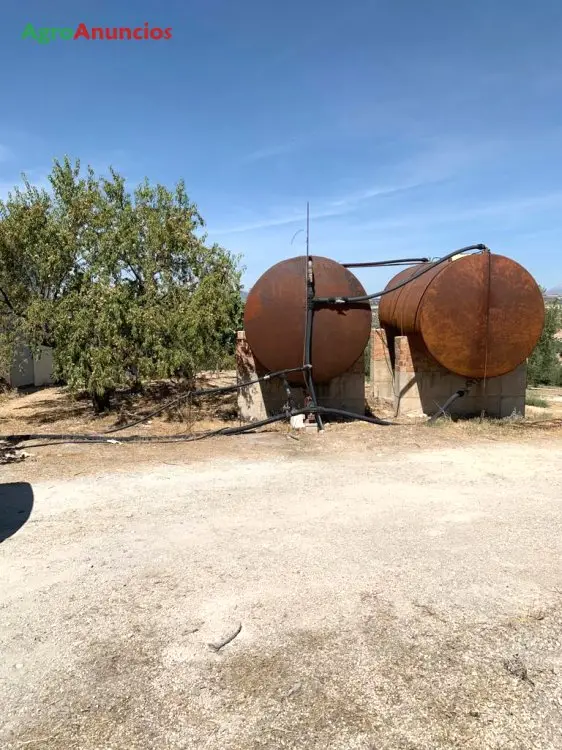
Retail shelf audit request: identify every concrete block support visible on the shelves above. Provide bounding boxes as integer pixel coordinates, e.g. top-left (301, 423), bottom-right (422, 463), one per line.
top-left (235, 331), bottom-right (366, 422)
top-left (370, 328), bottom-right (527, 419)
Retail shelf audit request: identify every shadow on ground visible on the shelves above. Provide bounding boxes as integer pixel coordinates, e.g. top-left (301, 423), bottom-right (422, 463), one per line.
top-left (0, 482), bottom-right (34, 542)
top-left (3, 381), bottom-right (239, 427)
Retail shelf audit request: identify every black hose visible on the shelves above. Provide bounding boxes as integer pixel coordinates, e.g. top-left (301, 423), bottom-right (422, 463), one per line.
top-left (342, 257), bottom-right (430, 268)
top-left (0, 366), bottom-right (312, 445)
top-left (314, 244), bottom-right (488, 304)
top-left (11, 413), bottom-right (291, 448)
top-left (104, 364), bottom-right (311, 435)
top-left (427, 390), bottom-right (467, 423)
top-left (2, 405), bottom-right (392, 448)
top-left (310, 406), bottom-right (393, 426)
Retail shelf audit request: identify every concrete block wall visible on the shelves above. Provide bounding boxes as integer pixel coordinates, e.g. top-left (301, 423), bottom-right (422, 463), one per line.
top-left (236, 331), bottom-right (366, 422)
top-left (371, 328), bottom-right (526, 418)
top-left (235, 326), bottom-right (527, 422)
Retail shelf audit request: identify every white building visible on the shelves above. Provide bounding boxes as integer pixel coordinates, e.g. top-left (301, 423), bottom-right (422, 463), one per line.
top-left (7, 342), bottom-right (54, 388)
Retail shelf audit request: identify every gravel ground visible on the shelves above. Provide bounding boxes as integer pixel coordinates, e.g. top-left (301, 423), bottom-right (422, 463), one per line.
top-left (1, 436), bottom-right (562, 749)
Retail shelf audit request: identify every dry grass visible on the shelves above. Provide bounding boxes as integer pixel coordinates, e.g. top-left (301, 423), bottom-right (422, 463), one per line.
top-left (1, 376), bottom-right (562, 484)
top-left (2, 377), bottom-right (561, 442)
top-left (0, 371), bottom-right (241, 438)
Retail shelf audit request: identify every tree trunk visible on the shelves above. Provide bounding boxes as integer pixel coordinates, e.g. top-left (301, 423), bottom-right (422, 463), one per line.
top-left (92, 389), bottom-right (112, 414)
top-left (130, 379), bottom-right (144, 395)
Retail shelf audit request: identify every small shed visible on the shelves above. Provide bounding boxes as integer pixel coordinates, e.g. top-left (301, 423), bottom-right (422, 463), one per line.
top-left (8, 342), bottom-right (54, 388)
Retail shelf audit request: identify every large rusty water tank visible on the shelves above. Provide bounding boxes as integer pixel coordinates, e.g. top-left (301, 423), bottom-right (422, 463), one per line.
top-left (244, 255), bottom-right (372, 384)
top-left (378, 251), bottom-right (545, 379)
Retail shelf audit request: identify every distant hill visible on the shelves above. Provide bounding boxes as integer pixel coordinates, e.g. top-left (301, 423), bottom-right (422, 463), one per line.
top-left (545, 285), bottom-right (562, 298)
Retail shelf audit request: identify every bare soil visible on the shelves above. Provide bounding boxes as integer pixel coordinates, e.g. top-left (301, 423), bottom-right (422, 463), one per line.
top-left (0, 378), bottom-right (561, 482)
top-left (1, 381), bottom-right (562, 749)
top-left (0, 371), bottom-right (242, 438)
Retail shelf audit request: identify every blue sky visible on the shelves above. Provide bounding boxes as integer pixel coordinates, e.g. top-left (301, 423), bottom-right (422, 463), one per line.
top-left (1, 0), bottom-right (561, 291)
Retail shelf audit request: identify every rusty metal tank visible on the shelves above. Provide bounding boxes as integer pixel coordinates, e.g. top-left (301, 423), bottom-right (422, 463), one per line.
top-left (244, 255), bottom-right (372, 384)
top-left (378, 251), bottom-right (545, 379)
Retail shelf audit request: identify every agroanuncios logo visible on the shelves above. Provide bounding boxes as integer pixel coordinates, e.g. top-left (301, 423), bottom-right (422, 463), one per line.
top-left (22, 22), bottom-right (173, 44)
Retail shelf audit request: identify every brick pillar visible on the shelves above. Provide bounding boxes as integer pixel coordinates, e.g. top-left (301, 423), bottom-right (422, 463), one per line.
top-left (394, 335), bottom-right (424, 416)
top-left (370, 328), bottom-right (394, 402)
top-left (236, 331), bottom-right (269, 421)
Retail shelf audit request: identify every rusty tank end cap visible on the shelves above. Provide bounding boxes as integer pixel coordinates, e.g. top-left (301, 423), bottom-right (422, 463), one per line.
top-left (418, 253), bottom-right (545, 379)
top-left (243, 255), bottom-right (372, 384)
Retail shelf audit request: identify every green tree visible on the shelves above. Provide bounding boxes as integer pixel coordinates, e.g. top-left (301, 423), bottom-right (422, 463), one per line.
top-left (0, 157), bottom-right (243, 411)
top-left (527, 295), bottom-right (562, 386)
top-left (0, 165), bottom-right (90, 381)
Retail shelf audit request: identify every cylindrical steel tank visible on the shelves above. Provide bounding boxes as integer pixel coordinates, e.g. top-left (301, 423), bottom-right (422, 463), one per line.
top-left (378, 251), bottom-right (545, 379)
top-left (244, 255), bottom-right (372, 384)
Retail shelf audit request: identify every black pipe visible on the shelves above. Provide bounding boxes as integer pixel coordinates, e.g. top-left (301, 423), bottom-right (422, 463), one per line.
top-left (310, 406), bottom-right (392, 426)
top-left (104, 364), bottom-right (311, 435)
top-left (303, 255), bottom-right (324, 431)
top-left (314, 244), bottom-right (488, 305)
top-left (2, 405), bottom-right (392, 448)
top-left (4, 413), bottom-right (292, 447)
top-left (427, 390), bottom-right (467, 423)
top-left (0, 365), bottom-right (313, 444)
top-left (342, 258), bottom-right (430, 268)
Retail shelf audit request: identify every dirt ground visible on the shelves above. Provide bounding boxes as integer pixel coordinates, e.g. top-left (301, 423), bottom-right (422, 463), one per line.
top-left (1, 383), bottom-right (562, 749)
top-left (0, 377), bottom-right (561, 482)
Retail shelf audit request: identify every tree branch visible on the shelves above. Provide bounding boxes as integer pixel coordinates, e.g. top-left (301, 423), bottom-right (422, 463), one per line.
top-left (0, 285), bottom-right (16, 313)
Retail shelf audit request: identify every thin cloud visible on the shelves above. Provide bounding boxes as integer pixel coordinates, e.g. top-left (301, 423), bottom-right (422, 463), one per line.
top-left (0, 175), bottom-right (51, 201)
top-left (239, 139), bottom-right (302, 164)
top-left (213, 186), bottom-right (562, 238)
top-left (210, 175), bottom-right (446, 235)
top-left (447, 192), bottom-right (562, 221)
top-left (213, 136), bottom-right (503, 235)
top-left (211, 206), bottom-right (343, 235)
top-left (209, 180), bottom-right (424, 235)
top-left (353, 191), bottom-right (562, 233)
top-left (327, 180), bottom-right (434, 209)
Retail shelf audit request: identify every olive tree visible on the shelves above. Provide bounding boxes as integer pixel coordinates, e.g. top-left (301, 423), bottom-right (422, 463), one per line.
top-left (527, 295), bottom-right (562, 386)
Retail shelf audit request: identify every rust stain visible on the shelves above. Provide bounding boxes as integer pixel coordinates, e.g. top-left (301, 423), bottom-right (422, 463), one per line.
top-left (244, 256), bottom-right (372, 384)
top-left (379, 253), bottom-right (544, 379)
